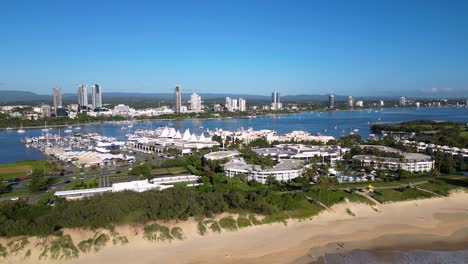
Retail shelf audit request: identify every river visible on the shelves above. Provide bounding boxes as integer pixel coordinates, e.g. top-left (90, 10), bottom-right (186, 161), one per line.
top-left (1, 107), bottom-right (467, 164)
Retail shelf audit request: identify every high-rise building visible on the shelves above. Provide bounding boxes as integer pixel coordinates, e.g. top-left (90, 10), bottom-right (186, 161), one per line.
top-left (41, 105), bottom-right (51, 117)
top-left (232, 99), bottom-right (238, 111)
top-left (271, 92), bottom-right (282, 110)
top-left (91, 84), bottom-right (102, 110)
top-left (174, 85), bottom-right (182, 113)
top-left (190, 93), bottom-right (202, 112)
top-left (329, 94), bottom-right (335, 109)
top-left (77, 85), bottom-right (88, 111)
top-left (355, 100), bottom-right (364, 107)
top-left (239, 98), bottom-right (247, 112)
top-left (213, 104), bottom-right (222, 112)
top-left (225, 97), bottom-right (233, 112)
top-left (53, 87), bottom-right (62, 115)
top-left (399, 96), bottom-right (406, 107)
top-left (347, 96), bottom-right (353, 108)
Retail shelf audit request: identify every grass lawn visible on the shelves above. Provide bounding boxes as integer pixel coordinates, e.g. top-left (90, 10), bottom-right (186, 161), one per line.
top-left (417, 176), bottom-right (468, 196)
top-left (152, 166), bottom-right (189, 176)
top-left (0, 189), bottom-right (31, 198)
top-left (307, 189), bottom-right (373, 206)
top-left (0, 160), bottom-right (61, 181)
top-left (371, 187), bottom-right (435, 203)
top-left (64, 178), bottom-right (98, 190)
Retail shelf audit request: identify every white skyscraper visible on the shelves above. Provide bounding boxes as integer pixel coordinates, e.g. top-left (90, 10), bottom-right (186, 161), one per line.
top-left (77, 85), bottom-right (88, 111)
top-left (53, 87), bottom-right (62, 115)
top-left (399, 96), bottom-right (406, 107)
top-left (271, 92), bottom-right (282, 110)
top-left (329, 94), bottom-right (335, 109)
top-left (92, 84), bottom-right (102, 110)
top-left (239, 98), bottom-right (247, 112)
top-left (225, 97), bottom-right (233, 112)
top-left (347, 96), bottom-right (353, 108)
top-left (190, 93), bottom-right (202, 112)
top-left (232, 99), bottom-right (238, 111)
top-left (379, 100), bottom-right (384, 107)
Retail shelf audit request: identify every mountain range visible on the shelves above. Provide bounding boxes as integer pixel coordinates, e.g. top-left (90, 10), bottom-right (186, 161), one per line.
top-left (0, 90), bottom-right (463, 104)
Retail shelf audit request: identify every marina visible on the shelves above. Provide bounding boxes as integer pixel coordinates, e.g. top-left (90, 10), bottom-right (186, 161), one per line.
top-left (1, 107), bottom-right (467, 164)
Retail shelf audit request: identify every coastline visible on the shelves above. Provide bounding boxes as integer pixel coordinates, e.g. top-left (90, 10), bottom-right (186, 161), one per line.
top-left (3, 190), bottom-right (468, 264)
top-left (1, 106), bottom-right (451, 130)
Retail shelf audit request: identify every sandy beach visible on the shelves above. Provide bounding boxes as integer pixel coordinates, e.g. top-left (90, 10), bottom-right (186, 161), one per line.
top-left (63, 191), bottom-right (468, 264)
top-left (3, 191), bottom-right (468, 264)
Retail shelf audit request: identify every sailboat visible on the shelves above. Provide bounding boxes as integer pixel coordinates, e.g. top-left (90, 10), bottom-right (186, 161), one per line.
top-left (41, 121), bottom-right (49, 132)
top-left (74, 121), bottom-right (81, 130)
top-left (17, 121), bottom-right (25, 133)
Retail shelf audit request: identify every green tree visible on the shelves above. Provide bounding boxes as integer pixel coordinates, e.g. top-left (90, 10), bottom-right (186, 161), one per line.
top-left (0, 176), bottom-right (8, 194)
top-left (28, 168), bottom-right (48, 192)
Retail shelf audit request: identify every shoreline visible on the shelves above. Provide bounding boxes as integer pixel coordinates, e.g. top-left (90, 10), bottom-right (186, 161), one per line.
top-left (1, 106), bottom-right (454, 131)
top-left (2, 190), bottom-right (468, 264)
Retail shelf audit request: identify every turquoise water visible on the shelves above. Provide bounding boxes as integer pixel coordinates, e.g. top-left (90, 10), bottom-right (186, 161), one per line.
top-left (2, 107), bottom-right (467, 164)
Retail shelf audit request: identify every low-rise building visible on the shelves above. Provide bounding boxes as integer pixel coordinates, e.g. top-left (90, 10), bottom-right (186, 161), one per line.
top-left (223, 158), bottom-right (309, 184)
top-left (253, 144), bottom-right (348, 165)
top-left (352, 152), bottom-right (434, 172)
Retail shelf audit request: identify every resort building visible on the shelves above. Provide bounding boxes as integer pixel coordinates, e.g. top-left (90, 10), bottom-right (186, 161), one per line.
top-left (253, 144), bottom-right (348, 165)
top-left (223, 158), bottom-right (309, 184)
top-left (352, 152), bottom-right (434, 173)
top-left (209, 128), bottom-right (334, 145)
top-left (126, 127), bottom-right (220, 153)
top-left (204, 150), bottom-right (240, 161)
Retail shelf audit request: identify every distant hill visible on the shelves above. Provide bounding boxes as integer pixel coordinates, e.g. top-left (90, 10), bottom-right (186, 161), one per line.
top-left (0, 90), bottom-right (50, 104)
top-left (0, 90), bottom-right (457, 105)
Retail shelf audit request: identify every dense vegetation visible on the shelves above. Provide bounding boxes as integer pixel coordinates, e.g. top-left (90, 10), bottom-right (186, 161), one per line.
top-left (371, 120), bottom-right (468, 148)
top-left (0, 178), bottom-right (319, 237)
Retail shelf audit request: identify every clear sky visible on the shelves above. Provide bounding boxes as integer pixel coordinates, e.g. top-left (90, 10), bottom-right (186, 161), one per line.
top-left (1, 0), bottom-right (468, 97)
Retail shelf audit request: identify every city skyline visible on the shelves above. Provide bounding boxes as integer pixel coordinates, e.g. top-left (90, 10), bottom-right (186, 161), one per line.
top-left (1, 1), bottom-right (467, 97)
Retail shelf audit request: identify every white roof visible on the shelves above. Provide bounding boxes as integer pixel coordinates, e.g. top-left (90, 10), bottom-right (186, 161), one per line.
top-left (189, 133), bottom-right (198, 142)
top-left (173, 130), bottom-right (182, 139)
top-left (182, 129), bottom-right (191, 141)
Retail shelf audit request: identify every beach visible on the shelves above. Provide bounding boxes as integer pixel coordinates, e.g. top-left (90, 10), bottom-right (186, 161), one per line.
top-left (3, 191), bottom-right (468, 264)
top-left (59, 191), bottom-right (468, 264)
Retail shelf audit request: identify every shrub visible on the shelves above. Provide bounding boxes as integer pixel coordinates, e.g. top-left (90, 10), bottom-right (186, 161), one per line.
top-left (237, 217), bottom-right (252, 228)
top-left (143, 224), bottom-right (172, 242)
top-left (248, 214), bottom-right (262, 225)
top-left (170, 227), bottom-right (184, 240)
top-left (219, 217), bottom-right (238, 231)
top-left (197, 221), bottom-right (207, 236)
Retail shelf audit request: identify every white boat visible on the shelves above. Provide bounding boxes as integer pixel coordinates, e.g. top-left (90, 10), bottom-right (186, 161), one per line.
top-left (17, 129), bottom-right (25, 133)
top-left (74, 126), bottom-right (81, 130)
top-left (41, 121), bottom-right (49, 132)
top-left (128, 124), bottom-right (133, 128)
top-left (64, 129), bottom-right (72, 133)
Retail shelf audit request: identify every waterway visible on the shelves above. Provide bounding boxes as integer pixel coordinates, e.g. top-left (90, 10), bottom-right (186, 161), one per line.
top-left (1, 107), bottom-right (467, 164)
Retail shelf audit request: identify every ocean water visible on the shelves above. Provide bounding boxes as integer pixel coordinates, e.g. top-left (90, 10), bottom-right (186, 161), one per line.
top-left (1, 107), bottom-right (467, 164)
top-left (320, 249), bottom-right (468, 264)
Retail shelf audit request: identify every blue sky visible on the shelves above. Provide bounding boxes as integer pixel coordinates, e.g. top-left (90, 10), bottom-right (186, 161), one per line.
top-left (1, 0), bottom-right (468, 97)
